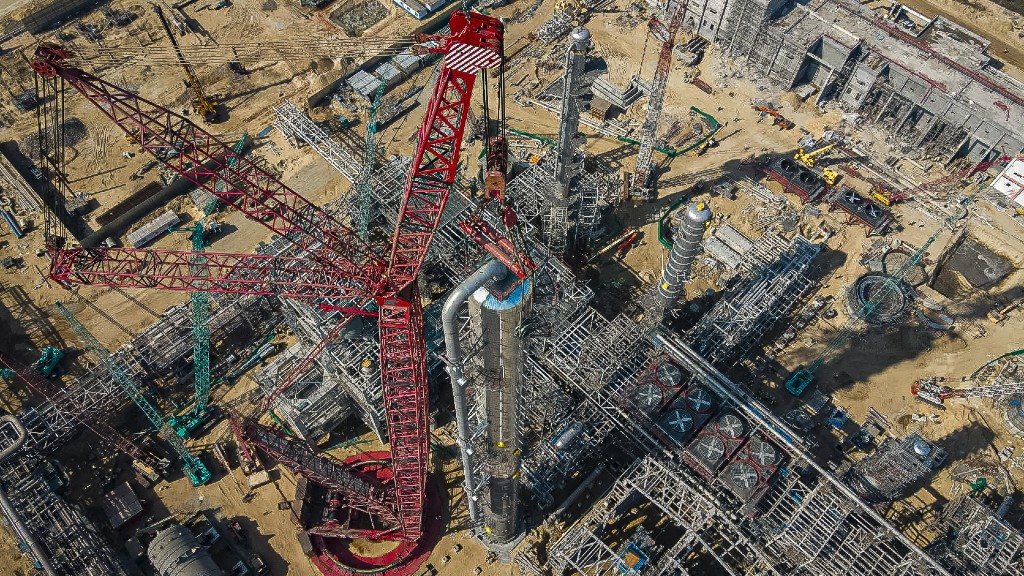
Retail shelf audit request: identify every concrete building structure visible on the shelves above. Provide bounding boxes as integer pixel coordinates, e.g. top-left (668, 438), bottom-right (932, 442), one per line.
top-left (649, 0), bottom-right (1024, 162)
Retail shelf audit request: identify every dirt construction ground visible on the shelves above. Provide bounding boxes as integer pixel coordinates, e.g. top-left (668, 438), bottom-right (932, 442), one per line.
top-left (1, 0), bottom-right (1024, 573)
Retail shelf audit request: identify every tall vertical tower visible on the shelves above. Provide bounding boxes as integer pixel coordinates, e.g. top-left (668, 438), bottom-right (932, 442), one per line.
top-left (554, 26), bottom-right (591, 195)
top-left (544, 27), bottom-right (592, 256)
top-left (657, 202), bottom-right (712, 312)
top-left (469, 277), bottom-right (533, 542)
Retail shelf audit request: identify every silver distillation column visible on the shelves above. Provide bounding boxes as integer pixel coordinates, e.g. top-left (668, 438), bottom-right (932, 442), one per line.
top-left (469, 273), bottom-right (532, 542)
top-left (657, 201), bottom-right (712, 313)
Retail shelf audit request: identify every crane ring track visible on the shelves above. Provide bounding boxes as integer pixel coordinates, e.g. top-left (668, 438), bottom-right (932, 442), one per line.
top-left (310, 452), bottom-right (445, 576)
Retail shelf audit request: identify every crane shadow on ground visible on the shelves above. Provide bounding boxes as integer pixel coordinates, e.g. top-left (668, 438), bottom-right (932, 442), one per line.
top-left (0, 284), bottom-right (66, 360)
top-left (218, 78), bottom-right (293, 106)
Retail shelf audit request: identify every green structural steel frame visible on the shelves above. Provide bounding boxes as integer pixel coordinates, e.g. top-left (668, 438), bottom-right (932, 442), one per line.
top-left (169, 221), bottom-right (213, 438)
top-left (208, 132), bottom-right (251, 214)
top-left (56, 300), bottom-right (211, 485)
top-left (356, 70), bottom-right (391, 240)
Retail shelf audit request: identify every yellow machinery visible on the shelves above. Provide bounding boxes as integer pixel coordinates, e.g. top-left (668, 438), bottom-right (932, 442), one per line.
top-left (794, 143), bottom-right (836, 168)
top-left (822, 167), bottom-right (840, 185)
top-left (988, 301), bottom-right (1020, 324)
top-left (870, 183), bottom-right (906, 206)
top-left (155, 6), bottom-right (218, 122)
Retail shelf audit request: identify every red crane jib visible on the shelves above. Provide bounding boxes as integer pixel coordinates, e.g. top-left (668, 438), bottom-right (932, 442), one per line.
top-left (31, 10), bottom-right (507, 546)
top-left (32, 42), bottom-right (384, 283)
top-left (49, 246), bottom-right (374, 300)
top-left (385, 11), bottom-right (503, 293)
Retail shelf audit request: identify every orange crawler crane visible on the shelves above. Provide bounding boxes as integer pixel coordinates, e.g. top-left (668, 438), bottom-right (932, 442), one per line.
top-left (754, 105), bottom-right (794, 130)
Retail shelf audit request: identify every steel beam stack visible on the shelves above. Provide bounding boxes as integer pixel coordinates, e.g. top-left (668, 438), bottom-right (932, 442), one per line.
top-left (274, 101), bottom-right (362, 184)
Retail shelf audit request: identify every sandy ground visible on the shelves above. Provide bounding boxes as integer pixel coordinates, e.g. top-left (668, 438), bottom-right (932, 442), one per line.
top-left (893, 0), bottom-right (1024, 81)
top-left (2, 0), bottom-right (1024, 572)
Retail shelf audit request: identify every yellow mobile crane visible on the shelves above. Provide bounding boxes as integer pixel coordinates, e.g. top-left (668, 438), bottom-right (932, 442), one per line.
top-left (794, 142), bottom-right (840, 184)
top-left (154, 5), bottom-right (218, 122)
top-left (794, 142), bottom-right (836, 168)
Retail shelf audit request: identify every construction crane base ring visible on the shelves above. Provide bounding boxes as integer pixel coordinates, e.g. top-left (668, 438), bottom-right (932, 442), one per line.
top-left (308, 452), bottom-right (446, 576)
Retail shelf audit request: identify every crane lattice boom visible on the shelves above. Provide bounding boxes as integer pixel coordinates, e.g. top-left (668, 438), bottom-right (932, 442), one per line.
top-left (631, 1), bottom-right (689, 195)
top-left (54, 301), bottom-right (211, 485)
top-left (32, 10), bottom-right (506, 546)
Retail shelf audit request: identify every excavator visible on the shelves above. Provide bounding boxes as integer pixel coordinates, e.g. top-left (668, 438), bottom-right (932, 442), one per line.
top-left (988, 300), bottom-right (1021, 324)
top-left (753, 105), bottom-right (794, 130)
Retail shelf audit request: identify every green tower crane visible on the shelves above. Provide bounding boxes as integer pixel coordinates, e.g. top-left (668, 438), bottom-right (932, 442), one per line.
top-left (786, 179), bottom-right (988, 396)
top-left (355, 69), bottom-right (391, 240)
top-left (56, 300), bottom-right (211, 485)
top-left (208, 132), bottom-right (250, 214)
top-left (169, 221), bottom-right (214, 438)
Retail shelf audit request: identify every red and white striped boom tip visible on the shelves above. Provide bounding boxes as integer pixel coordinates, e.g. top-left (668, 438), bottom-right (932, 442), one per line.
top-left (416, 10), bottom-right (503, 73)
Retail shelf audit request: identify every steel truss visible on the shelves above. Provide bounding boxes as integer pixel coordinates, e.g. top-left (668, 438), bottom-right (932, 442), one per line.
top-left (687, 235), bottom-right (819, 367)
top-left (930, 494), bottom-right (1024, 575)
top-left (274, 101), bottom-right (362, 184)
top-left (31, 10), bottom-right (507, 545)
top-left (0, 459), bottom-right (128, 576)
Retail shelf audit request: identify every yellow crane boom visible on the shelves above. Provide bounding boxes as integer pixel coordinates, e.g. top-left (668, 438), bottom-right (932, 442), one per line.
top-left (794, 142), bottom-right (836, 168)
top-left (153, 5), bottom-right (218, 122)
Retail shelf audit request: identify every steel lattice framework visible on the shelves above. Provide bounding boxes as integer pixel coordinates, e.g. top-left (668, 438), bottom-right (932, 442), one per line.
top-left (31, 10), bottom-right (505, 545)
top-left (631, 1), bottom-right (689, 197)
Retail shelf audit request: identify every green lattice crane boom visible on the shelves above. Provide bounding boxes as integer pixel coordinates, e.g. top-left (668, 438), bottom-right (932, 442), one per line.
top-left (356, 71), bottom-right (390, 240)
top-left (786, 178), bottom-right (990, 396)
top-left (55, 300), bottom-right (211, 485)
top-left (169, 221), bottom-right (213, 438)
top-left (209, 132), bottom-right (250, 214)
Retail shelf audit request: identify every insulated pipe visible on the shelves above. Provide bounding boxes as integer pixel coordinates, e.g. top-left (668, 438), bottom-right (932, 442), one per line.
top-left (657, 202), bottom-right (712, 311)
top-left (0, 416), bottom-right (56, 576)
top-left (554, 463), bottom-right (605, 520)
top-left (0, 415), bottom-right (27, 460)
top-left (0, 488), bottom-right (57, 576)
top-left (442, 259), bottom-right (508, 528)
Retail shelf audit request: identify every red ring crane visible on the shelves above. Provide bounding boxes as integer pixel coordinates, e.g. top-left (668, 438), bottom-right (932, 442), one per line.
top-left (31, 10), bottom-right (518, 563)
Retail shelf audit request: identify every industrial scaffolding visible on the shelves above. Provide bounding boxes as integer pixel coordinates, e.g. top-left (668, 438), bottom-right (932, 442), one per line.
top-left (929, 494), bottom-right (1024, 576)
top-left (847, 433), bottom-right (946, 503)
top-left (0, 457), bottom-right (128, 575)
top-left (687, 234), bottom-right (819, 367)
top-left (545, 455), bottom-right (779, 576)
top-left (536, 332), bottom-right (954, 576)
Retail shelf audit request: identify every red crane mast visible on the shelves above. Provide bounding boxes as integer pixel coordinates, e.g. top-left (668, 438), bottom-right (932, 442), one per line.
top-left (31, 10), bottom-right (507, 548)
